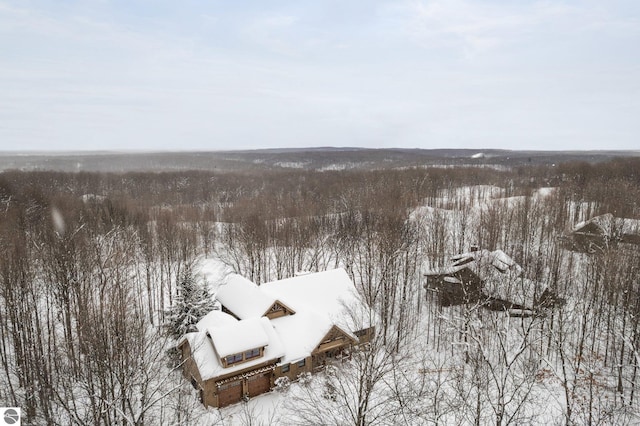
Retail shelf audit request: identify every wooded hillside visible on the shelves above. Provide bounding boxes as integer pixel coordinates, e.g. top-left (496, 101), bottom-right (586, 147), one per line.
top-left (1, 156), bottom-right (639, 424)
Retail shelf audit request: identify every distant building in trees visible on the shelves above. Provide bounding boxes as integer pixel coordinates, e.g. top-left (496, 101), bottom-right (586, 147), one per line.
top-left (424, 247), bottom-right (560, 316)
top-left (563, 213), bottom-right (640, 253)
top-left (177, 268), bottom-right (374, 408)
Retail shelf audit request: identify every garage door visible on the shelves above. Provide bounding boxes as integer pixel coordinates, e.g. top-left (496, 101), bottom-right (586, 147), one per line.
top-left (217, 380), bottom-right (243, 407)
top-left (247, 373), bottom-right (271, 397)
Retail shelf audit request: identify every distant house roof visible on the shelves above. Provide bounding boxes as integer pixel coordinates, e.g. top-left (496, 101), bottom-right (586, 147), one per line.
top-left (573, 213), bottom-right (640, 238)
top-left (427, 249), bottom-right (523, 282)
top-left (484, 276), bottom-right (547, 308)
top-left (620, 218), bottom-right (640, 235)
top-left (572, 213), bottom-right (616, 235)
top-left (426, 249), bottom-right (546, 310)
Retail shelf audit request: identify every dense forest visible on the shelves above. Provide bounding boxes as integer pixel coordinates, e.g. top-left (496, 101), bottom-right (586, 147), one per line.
top-left (1, 157), bottom-right (640, 425)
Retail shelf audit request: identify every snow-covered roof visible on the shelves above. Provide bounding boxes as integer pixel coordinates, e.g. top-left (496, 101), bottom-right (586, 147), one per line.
top-left (490, 250), bottom-right (517, 272)
top-left (182, 317), bottom-right (285, 381)
top-left (620, 218), bottom-right (640, 235)
top-left (183, 268), bottom-right (372, 381)
top-left (427, 249), bottom-right (522, 280)
top-left (572, 214), bottom-right (640, 237)
top-left (215, 274), bottom-right (276, 319)
top-left (484, 276), bottom-right (547, 308)
top-left (269, 311), bottom-right (335, 363)
top-left (196, 310), bottom-right (238, 332)
top-left (426, 249), bottom-right (546, 309)
top-left (261, 268), bottom-right (372, 333)
top-left (209, 317), bottom-right (270, 358)
top-left (427, 249), bottom-right (516, 283)
top-left (573, 213), bottom-right (614, 234)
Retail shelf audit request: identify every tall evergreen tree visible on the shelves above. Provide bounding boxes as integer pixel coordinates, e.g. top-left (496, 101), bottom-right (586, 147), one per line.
top-left (165, 266), bottom-right (216, 339)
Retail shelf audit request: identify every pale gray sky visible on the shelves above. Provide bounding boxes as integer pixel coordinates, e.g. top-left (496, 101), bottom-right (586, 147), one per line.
top-left (1, 0), bottom-right (639, 151)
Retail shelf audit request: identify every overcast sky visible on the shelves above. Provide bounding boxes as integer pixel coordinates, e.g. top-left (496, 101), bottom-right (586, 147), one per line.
top-left (1, 0), bottom-right (639, 152)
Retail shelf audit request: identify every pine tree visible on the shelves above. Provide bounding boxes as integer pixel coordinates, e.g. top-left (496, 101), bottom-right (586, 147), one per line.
top-left (165, 266), bottom-right (216, 339)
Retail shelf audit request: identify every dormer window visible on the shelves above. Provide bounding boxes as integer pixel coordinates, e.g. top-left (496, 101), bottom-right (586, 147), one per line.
top-left (226, 353), bottom-right (243, 365)
top-left (222, 346), bottom-right (265, 367)
top-left (209, 317), bottom-right (270, 368)
top-left (245, 348), bottom-right (260, 359)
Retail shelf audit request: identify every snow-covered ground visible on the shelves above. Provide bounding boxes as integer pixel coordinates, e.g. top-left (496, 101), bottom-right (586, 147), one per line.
top-left (4, 178), bottom-right (637, 425)
top-left (186, 184), bottom-right (640, 424)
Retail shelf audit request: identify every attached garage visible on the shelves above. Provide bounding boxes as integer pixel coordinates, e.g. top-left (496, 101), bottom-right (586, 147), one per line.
top-left (217, 380), bottom-right (243, 407)
top-left (247, 372), bottom-right (271, 397)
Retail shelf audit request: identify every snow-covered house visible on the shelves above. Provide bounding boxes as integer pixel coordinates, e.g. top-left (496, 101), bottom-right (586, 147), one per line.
top-left (424, 248), bottom-right (556, 314)
top-left (177, 268), bottom-right (374, 408)
top-left (565, 213), bottom-right (640, 252)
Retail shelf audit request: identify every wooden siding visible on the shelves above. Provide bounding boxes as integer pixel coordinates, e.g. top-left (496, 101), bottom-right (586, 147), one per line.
top-left (247, 372), bottom-right (271, 396)
top-left (181, 338), bottom-right (280, 408)
top-left (310, 325), bottom-right (357, 369)
top-left (216, 379), bottom-right (243, 407)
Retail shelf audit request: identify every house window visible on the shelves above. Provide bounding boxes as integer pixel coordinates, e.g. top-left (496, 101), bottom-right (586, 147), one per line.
top-left (244, 348), bottom-right (260, 359)
top-left (225, 353), bottom-right (243, 365)
top-left (281, 363), bottom-right (290, 373)
top-left (297, 359), bottom-right (306, 368)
